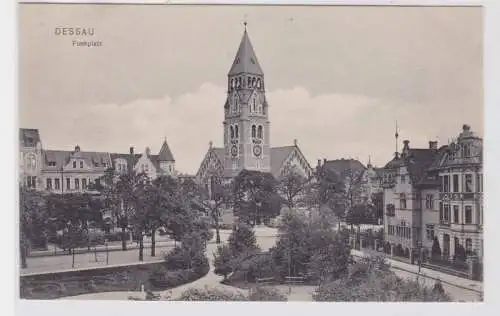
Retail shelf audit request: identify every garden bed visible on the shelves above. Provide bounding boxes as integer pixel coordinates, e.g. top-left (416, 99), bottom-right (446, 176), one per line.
top-left (20, 261), bottom-right (209, 300)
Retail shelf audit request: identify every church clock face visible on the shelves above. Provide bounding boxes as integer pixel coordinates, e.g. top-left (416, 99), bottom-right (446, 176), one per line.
top-left (231, 145), bottom-right (238, 157)
top-left (253, 145), bottom-right (262, 157)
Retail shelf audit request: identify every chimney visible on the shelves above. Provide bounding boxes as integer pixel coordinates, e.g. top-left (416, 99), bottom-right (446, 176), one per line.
top-left (145, 147), bottom-right (151, 156)
top-left (209, 141), bottom-right (213, 149)
top-left (429, 141), bottom-right (438, 149)
top-left (403, 140), bottom-right (410, 151)
top-left (74, 145), bottom-right (80, 152)
top-left (130, 147), bottom-right (134, 155)
top-left (293, 139), bottom-right (298, 146)
top-left (323, 158), bottom-right (327, 165)
top-left (394, 152), bottom-right (400, 159)
top-left (463, 124), bottom-right (471, 132)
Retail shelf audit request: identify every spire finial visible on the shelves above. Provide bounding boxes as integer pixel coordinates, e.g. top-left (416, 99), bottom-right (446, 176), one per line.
top-left (243, 14), bottom-right (248, 30)
top-left (368, 155), bottom-right (372, 166)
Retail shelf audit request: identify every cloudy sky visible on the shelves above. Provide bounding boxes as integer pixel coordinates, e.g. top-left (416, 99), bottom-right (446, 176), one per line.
top-left (18, 4), bottom-right (483, 174)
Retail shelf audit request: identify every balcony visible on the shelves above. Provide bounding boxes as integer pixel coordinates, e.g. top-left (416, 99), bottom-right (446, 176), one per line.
top-left (439, 220), bottom-right (450, 227)
top-left (450, 223), bottom-right (481, 233)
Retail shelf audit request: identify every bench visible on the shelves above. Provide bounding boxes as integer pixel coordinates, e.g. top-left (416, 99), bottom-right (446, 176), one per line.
top-left (285, 276), bottom-right (306, 284)
top-left (256, 277), bottom-right (275, 285)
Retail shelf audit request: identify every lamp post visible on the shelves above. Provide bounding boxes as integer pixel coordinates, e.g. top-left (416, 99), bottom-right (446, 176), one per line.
top-left (255, 201), bottom-right (262, 226)
top-left (209, 199), bottom-right (221, 244)
top-left (105, 238), bottom-right (109, 265)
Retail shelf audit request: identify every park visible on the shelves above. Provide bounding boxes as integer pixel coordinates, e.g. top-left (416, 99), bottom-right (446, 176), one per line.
top-left (19, 167), bottom-right (483, 302)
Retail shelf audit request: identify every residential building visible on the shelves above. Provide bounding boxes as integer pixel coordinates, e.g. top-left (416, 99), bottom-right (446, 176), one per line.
top-left (18, 129), bottom-right (178, 193)
top-left (381, 139), bottom-right (441, 257)
top-left (381, 124), bottom-right (483, 263)
top-left (432, 124), bottom-right (483, 260)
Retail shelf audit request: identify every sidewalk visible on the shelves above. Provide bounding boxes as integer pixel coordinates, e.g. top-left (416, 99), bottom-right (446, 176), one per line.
top-left (351, 249), bottom-right (483, 293)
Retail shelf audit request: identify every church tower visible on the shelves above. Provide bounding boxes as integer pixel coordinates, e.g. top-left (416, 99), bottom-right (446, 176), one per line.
top-left (223, 24), bottom-right (270, 176)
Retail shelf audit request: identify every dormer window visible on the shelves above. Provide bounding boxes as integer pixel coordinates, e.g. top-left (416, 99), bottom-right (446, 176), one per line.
top-left (80, 161), bottom-right (83, 168)
top-left (73, 161), bottom-right (77, 168)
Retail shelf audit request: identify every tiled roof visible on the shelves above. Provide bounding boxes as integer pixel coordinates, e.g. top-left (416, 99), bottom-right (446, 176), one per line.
top-left (43, 149), bottom-right (112, 170)
top-left (270, 146), bottom-right (296, 176)
top-left (158, 140), bottom-right (175, 162)
top-left (19, 128), bottom-right (40, 147)
top-left (404, 148), bottom-right (440, 183)
top-left (323, 159), bottom-right (366, 177)
top-left (228, 29), bottom-right (264, 76)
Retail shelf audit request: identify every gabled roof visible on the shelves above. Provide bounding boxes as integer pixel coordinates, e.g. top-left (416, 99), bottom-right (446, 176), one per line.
top-left (158, 140), bottom-right (175, 162)
top-left (228, 29), bottom-right (264, 76)
top-left (270, 146), bottom-right (296, 176)
top-left (323, 159), bottom-right (366, 177)
top-left (43, 149), bottom-right (112, 170)
top-left (19, 128), bottom-right (40, 147)
top-left (404, 148), bottom-right (440, 183)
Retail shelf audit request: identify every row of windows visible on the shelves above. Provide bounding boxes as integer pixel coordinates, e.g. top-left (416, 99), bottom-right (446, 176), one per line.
top-left (46, 177), bottom-right (93, 190)
top-left (440, 173), bottom-right (482, 193)
top-left (227, 124), bottom-right (264, 140)
top-left (387, 224), bottom-right (412, 239)
top-left (449, 143), bottom-right (472, 160)
top-left (439, 203), bottom-right (474, 224)
top-left (229, 76), bottom-right (262, 90)
top-left (228, 96), bottom-right (264, 115)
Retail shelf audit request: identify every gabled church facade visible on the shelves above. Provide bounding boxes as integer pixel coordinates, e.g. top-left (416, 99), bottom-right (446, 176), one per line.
top-left (196, 26), bottom-right (314, 189)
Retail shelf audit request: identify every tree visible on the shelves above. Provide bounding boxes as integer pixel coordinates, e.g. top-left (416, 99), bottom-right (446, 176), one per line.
top-left (150, 175), bottom-right (179, 256)
top-left (345, 204), bottom-right (375, 232)
top-left (227, 223), bottom-right (260, 256)
top-left (310, 167), bottom-right (345, 226)
top-left (278, 166), bottom-right (312, 209)
top-left (307, 234), bottom-right (351, 285)
top-left (233, 170), bottom-right (281, 225)
top-left (19, 186), bottom-right (48, 268)
top-left (213, 244), bottom-right (233, 280)
top-left (314, 255), bottom-right (451, 302)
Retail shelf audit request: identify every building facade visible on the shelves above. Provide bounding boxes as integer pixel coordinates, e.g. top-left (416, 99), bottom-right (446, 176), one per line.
top-left (19, 128), bottom-right (177, 193)
top-left (433, 124), bottom-right (483, 260)
top-left (381, 124), bottom-right (483, 262)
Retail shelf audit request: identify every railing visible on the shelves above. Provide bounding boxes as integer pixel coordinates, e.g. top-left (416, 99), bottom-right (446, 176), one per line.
top-left (285, 276), bottom-right (305, 284)
top-left (256, 277), bottom-right (275, 286)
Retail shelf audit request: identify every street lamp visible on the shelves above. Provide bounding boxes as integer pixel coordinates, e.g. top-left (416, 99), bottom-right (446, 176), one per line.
top-left (255, 201), bottom-right (262, 226)
top-left (209, 199), bottom-right (221, 244)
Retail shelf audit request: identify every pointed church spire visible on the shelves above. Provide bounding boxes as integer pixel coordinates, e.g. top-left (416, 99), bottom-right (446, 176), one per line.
top-left (158, 138), bottom-right (175, 162)
top-left (228, 24), bottom-right (264, 76)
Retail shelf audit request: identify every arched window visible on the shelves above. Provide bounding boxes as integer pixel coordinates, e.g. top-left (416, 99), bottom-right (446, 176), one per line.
top-left (235, 125), bottom-right (239, 139)
top-left (257, 125), bottom-right (263, 139)
top-left (256, 78), bottom-right (261, 89)
top-left (463, 144), bottom-right (471, 157)
top-left (252, 77), bottom-right (256, 88)
top-left (253, 99), bottom-right (256, 113)
top-left (230, 126), bottom-right (234, 139)
top-left (247, 76), bottom-right (251, 87)
top-left (252, 125), bottom-right (256, 138)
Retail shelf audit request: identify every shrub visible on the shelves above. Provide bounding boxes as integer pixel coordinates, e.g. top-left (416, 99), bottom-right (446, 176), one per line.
top-left (249, 286), bottom-right (288, 301)
top-left (228, 223), bottom-right (260, 256)
top-left (213, 244), bottom-right (233, 279)
top-left (229, 251), bottom-right (277, 283)
top-left (178, 286), bottom-right (248, 301)
top-left (313, 256), bottom-right (452, 302)
top-left (431, 237), bottom-right (442, 259)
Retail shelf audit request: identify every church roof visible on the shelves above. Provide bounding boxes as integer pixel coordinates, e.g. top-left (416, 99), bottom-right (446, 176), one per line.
top-left (323, 159), bottom-right (366, 176)
top-left (228, 29), bottom-right (264, 76)
top-left (158, 139), bottom-right (175, 162)
top-left (270, 146), bottom-right (296, 176)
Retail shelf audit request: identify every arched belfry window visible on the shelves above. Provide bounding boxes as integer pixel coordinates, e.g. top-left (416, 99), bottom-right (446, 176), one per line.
top-left (252, 99), bottom-right (256, 113)
top-left (230, 126), bottom-right (234, 139)
top-left (235, 125), bottom-right (239, 139)
top-left (252, 77), bottom-right (256, 88)
top-left (252, 125), bottom-right (256, 138)
top-left (247, 76), bottom-right (251, 87)
top-left (257, 125), bottom-right (263, 139)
